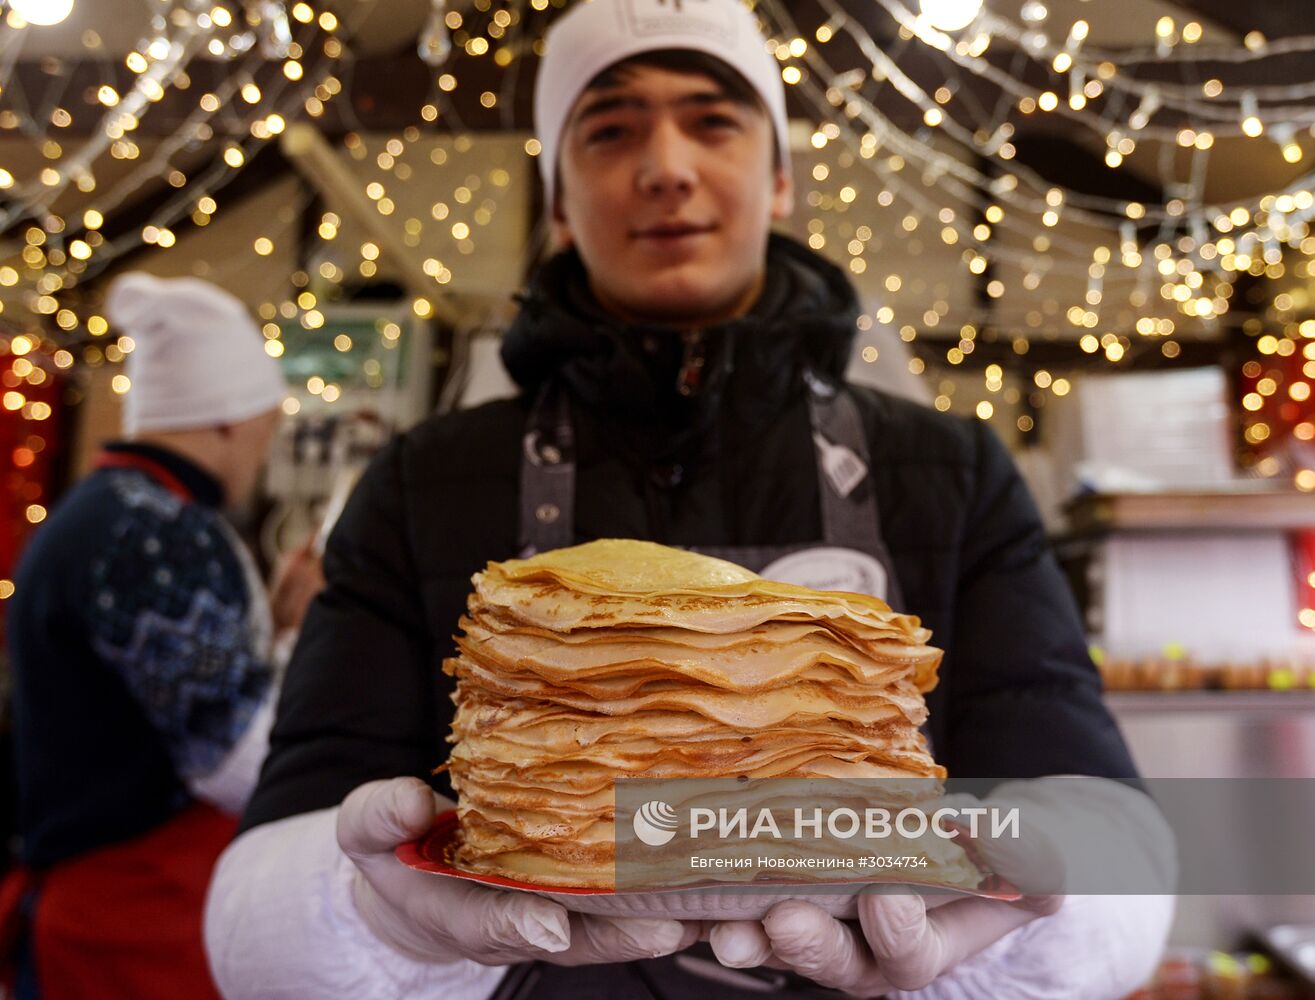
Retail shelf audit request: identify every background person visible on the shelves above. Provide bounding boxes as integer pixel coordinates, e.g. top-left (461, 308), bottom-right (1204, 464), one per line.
top-left (3, 273), bottom-right (320, 1000)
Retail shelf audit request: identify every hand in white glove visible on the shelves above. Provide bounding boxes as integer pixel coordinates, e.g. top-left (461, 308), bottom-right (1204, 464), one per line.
top-left (706, 800), bottom-right (1065, 997)
top-left (339, 777), bottom-right (702, 966)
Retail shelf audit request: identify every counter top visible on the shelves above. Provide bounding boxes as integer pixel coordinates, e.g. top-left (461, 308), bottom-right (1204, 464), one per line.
top-left (1066, 489), bottom-right (1315, 534)
top-left (1105, 690), bottom-right (1315, 714)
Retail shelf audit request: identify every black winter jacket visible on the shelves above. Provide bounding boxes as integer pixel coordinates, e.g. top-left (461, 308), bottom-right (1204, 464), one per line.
top-left (242, 234), bottom-right (1135, 831)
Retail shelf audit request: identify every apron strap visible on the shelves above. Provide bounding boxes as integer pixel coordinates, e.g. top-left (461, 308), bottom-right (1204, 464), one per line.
top-left (803, 370), bottom-right (905, 609)
top-left (518, 381), bottom-right (576, 556)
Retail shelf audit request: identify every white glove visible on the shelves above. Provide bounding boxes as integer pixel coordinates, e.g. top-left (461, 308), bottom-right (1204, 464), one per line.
top-left (708, 878), bottom-right (1060, 995)
top-left (707, 777), bottom-right (1175, 998)
top-left (340, 777), bottom-right (703, 966)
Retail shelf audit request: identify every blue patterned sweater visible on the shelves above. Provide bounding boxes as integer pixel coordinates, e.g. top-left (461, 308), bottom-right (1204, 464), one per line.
top-left (7, 442), bottom-right (273, 867)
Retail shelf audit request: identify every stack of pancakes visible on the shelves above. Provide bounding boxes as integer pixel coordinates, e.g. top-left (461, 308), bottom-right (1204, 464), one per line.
top-left (443, 539), bottom-right (975, 889)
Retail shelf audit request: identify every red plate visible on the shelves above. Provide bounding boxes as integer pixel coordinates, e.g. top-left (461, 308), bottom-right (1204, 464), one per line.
top-left (396, 811), bottom-right (1023, 902)
top-left (396, 811), bottom-right (611, 895)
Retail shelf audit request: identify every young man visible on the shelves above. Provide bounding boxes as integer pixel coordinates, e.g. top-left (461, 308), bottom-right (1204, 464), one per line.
top-left (206, 1), bottom-right (1173, 997)
top-left (4, 274), bottom-right (322, 999)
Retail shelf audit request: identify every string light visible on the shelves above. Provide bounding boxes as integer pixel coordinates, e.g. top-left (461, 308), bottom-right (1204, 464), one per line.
top-left (919, 0), bottom-right (983, 33)
top-left (9, 0), bottom-right (75, 27)
top-left (418, 0), bottom-right (453, 67)
top-left (2, 0), bottom-right (1314, 464)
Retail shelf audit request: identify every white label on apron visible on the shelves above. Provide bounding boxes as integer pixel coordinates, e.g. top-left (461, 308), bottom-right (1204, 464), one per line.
top-left (759, 547), bottom-right (888, 600)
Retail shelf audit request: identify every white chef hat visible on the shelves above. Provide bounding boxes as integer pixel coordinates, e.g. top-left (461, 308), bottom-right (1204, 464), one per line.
top-left (105, 272), bottom-right (287, 435)
top-left (533, 0), bottom-right (791, 208)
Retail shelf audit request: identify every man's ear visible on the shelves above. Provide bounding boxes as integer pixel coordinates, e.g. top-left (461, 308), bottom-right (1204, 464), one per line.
top-left (770, 168), bottom-right (794, 221)
top-left (549, 195), bottom-right (574, 250)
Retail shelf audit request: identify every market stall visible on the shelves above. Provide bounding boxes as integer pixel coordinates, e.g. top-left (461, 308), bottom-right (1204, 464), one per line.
top-left (2, 0), bottom-right (1315, 996)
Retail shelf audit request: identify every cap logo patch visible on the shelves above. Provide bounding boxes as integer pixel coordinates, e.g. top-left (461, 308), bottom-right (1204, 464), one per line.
top-left (621, 0), bottom-right (739, 43)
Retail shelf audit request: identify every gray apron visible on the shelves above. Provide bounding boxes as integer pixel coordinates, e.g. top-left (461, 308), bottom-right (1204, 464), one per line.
top-left (518, 370), bottom-right (905, 609)
top-left (498, 373), bottom-right (903, 999)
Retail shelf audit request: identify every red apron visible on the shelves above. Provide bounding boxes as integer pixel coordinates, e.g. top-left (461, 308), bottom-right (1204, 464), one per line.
top-left (2, 450), bottom-right (239, 998)
top-left (16, 803), bottom-right (237, 1000)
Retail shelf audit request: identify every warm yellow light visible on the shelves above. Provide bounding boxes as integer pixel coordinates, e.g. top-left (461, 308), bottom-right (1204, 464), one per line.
top-left (919, 0), bottom-right (983, 32)
top-left (11, 0), bottom-right (74, 26)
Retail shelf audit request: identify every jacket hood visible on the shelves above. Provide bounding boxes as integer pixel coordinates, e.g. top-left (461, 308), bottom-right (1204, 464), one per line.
top-left (500, 234), bottom-right (860, 456)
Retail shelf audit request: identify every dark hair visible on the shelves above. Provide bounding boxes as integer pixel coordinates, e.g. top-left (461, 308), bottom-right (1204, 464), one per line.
top-left (577, 48), bottom-right (782, 171)
top-left (587, 48), bottom-right (761, 110)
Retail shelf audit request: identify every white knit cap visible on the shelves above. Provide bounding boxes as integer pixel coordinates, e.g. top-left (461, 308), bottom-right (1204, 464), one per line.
top-left (534, 0), bottom-right (791, 207)
top-left (105, 272), bottom-right (287, 435)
